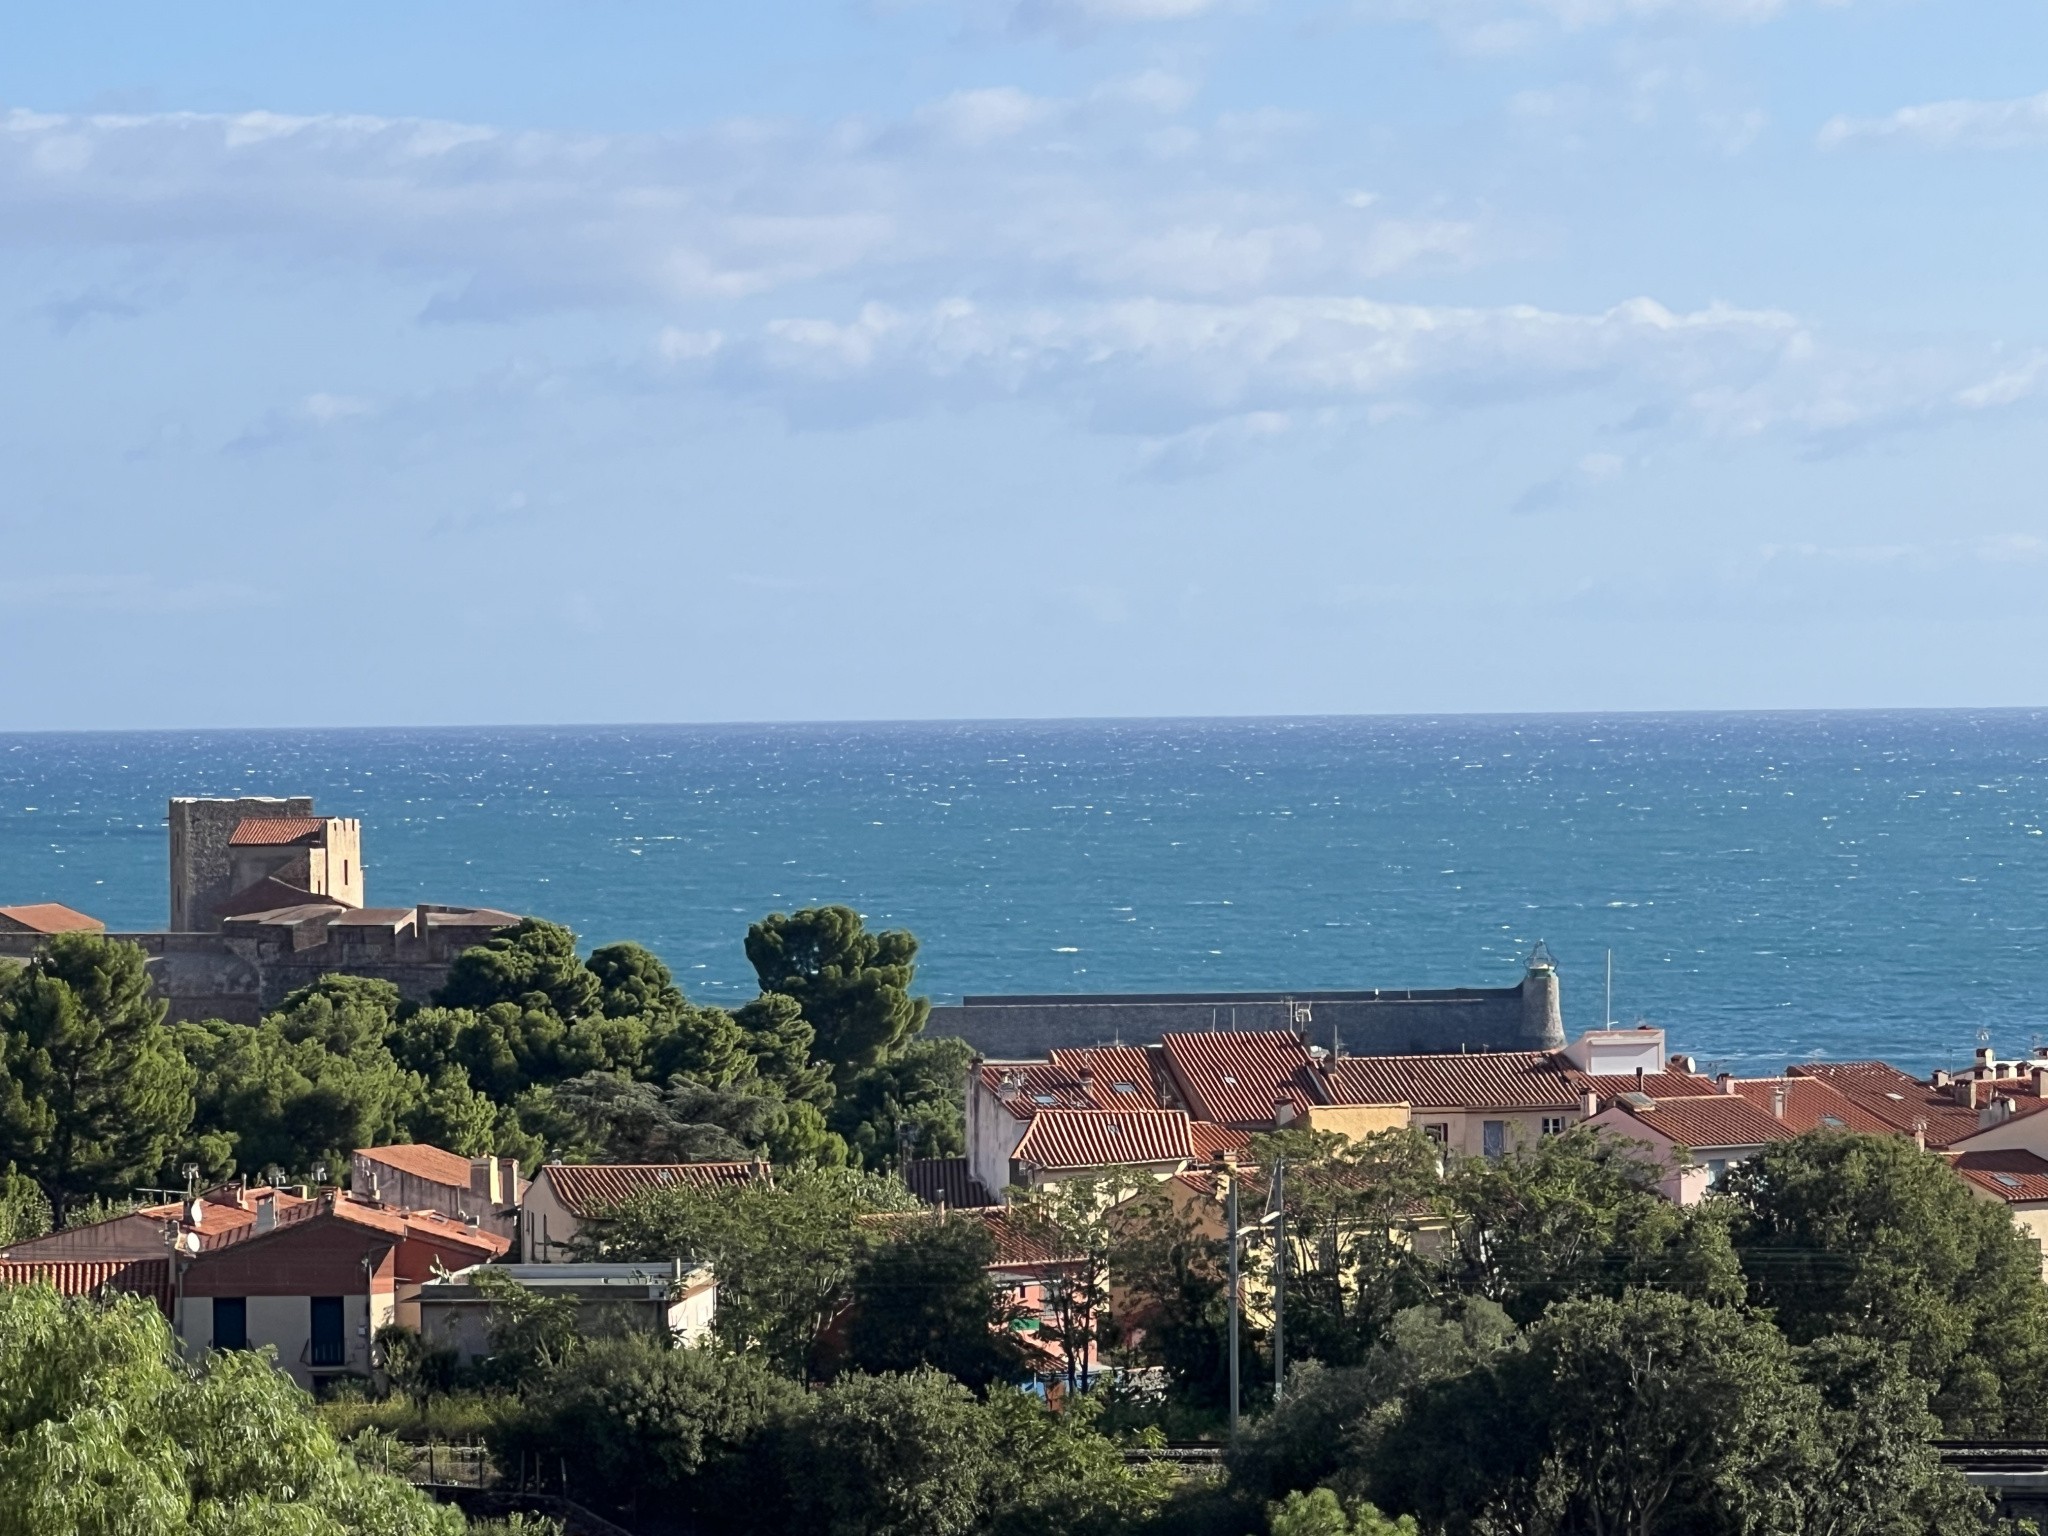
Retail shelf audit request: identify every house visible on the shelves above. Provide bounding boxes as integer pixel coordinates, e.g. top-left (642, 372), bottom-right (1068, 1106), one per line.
top-left (0, 902), bottom-right (105, 935)
top-left (1586, 1092), bottom-right (1798, 1202)
top-left (416, 1261), bottom-right (716, 1367)
top-left (520, 1160), bottom-right (772, 1262)
top-left (174, 1191), bottom-right (508, 1388)
top-left (352, 1144), bottom-right (524, 1242)
top-left (0, 1182), bottom-right (315, 1263)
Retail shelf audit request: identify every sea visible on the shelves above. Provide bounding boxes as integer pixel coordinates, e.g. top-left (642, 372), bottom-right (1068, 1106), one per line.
top-left (3, 712), bottom-right (2046, 1078)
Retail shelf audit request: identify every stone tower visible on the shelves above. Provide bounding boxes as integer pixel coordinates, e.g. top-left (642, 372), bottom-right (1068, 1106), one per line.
top-left (1519, 942), bottom-right (1566, 1049)
top-left (168, 796), bottom-right (364, 932)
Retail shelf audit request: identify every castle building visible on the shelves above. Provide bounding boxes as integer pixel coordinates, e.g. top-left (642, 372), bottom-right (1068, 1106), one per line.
top-left (0, 797), bottom-right (520, 1023)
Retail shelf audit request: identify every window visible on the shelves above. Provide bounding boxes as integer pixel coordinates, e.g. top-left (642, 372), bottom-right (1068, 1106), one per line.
top-left (212, 1297), bottom-right (247, 1351)
top-left (1482, 1120), bottom-right (1507, 1159)
top-left (1422, 1123), bottom-right (1449, 1145)
top-left (309, 1296), bottom-right (346, 1368)
top-left (1541, 1116), bottom-right (1568, 1136)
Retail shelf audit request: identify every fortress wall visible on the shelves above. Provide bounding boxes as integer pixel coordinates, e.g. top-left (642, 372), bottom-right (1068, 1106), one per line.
top-left (934, 989), bottom-right (1541, 1058)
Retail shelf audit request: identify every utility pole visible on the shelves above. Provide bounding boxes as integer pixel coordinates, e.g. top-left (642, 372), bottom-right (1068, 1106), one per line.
top-left (1271, 1155), bottom-right (1286, 1403)
top-left (1226, 1165), bottom-right (1241, 1447)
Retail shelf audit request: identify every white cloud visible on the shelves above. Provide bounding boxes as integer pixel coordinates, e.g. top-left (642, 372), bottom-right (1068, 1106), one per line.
top-left (0, 97), bottom-right (1467, 319)
top-left (1820, 91), bottom-right (2048, 151)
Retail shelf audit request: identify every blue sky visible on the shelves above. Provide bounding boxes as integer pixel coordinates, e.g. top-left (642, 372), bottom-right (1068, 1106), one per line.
top-left (4, 1), bottom-right (2047, 728)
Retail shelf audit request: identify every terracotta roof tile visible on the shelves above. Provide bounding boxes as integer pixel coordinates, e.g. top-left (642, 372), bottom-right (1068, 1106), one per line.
top-left (0, 903), bottom-right (104, 934)
top-left (0, 1257), bottom-right (173, 1314)
top-left (1609, 1093), bottom-right (1798, 1150)
top-left (1329, 1050), bottom-right (1579, 1112)
top-left (1567, 1070), bottom-right (1718, 1101)
top-left (1726, 1078), bottom-right (1898, 1136)
top-left (1160, 1031), bottom-right (1325, 1128)
top-left (541, 1161), bottom-right (772, 1215)
top-left (1952, 1149), bottom-right (2048, 1204)
top-left (1013, 1109), bottom-right (1193, 1171)
top-left (357, 1143), bottom-right (475, 1189)
top-left (1189, 1121), bottom-right (1251, 1161)
top-left (228, 817), bottom-right (329, 846)
top-left (980, 1046), bottom-right (1163, 1121)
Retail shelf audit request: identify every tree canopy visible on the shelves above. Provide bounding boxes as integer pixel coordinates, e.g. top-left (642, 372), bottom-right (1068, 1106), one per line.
top-left (745, 907), bottom-right (929, 1086)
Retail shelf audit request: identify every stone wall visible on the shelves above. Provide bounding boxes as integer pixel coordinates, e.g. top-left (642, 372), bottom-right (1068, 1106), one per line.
top-left (933, 974), bottom-right (1567, 1059)
top-left (169, 796), bottom-right (313, 931)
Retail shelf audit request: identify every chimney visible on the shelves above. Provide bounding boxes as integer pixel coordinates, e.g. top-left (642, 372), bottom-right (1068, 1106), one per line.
top-left (2033, 1068), bottom-right (2048, 1100)
top-left (1770, 1085), bottom-right (1787, 1121)
top-left (233, 1177), bottom-right (249, 1212)
top-left (471, 1158), bottom-right (496, 1203)
top-left (1635, 1066), bottom-right (1646, 1090)
top-left (997, 1071), bottom-right (1021, 1103)
top-left (1980, 1097), bottom-right (2017, 1130)
top-left (1932, 1070), bottom-right (1951, 1089)
top-left (1078, 1067), bottom-right (1097, 1099)
top-left (1581, 1087), bottom-right (1599, 1117)
top-left (1914, 1120), bottom-right (1927, 1152)
top-left (366, 1173), bottom-right (383, 1206)
top-left (1274, 1097), bottom-right (1298, 1129)
top-left (1976, 1046), bottom-right (1995, 1071)
top-left (254, 1195), bottom-right (276, 1233)
top-left (1716, 1073), bottom-right (1735, 1095)
top-left (1953, 1078), bottom-right (1987, 1109)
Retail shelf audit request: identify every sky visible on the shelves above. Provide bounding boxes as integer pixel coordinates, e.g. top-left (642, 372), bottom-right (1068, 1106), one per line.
top-left (4, 1), bottom-right (2047, 729)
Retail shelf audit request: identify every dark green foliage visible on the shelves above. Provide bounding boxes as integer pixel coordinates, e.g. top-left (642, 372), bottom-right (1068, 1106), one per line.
top-left (532, 1071), bottom-right (779, 1163)
top-left (403, 1067), bottom-right (502, 1156)
top-left (0, 1164), bottom-right (52, 1246)
top-left (745, 907), bottom-right (930, 1086)
top-left (845, 1216), bottom-right (1028, 1389)
top-left (1723, 1130), bottom-right (2048, 1433)
top-left (573, 1165), bottom-right (916, 1379)
top-left (435, 917), bottom-right (603, 1022)
top-left (1229, 1301), bottom-right (1516, 1505)
top-left (491, 1337), bottom-right (800, 1532)
top-left (0, 933), bottom-right (195, 1216)
top-left (373, 1322), bottom-right (460, 1408)
top-left (1438, 1123), bottom-right (1744, 1323)
top-left (830, 1036), bottom-right (974, 1169)
top-left (773, 1368), bottom-right (997, 1536)
top-left (732, 992), bottom-right (833, 1107)
top-left (1105, 1181), bottom-right (1237, 1409)
top-left (591, 942), bottom-right (754, 1087)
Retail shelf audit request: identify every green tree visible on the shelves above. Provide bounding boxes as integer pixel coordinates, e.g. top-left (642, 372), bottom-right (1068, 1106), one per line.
top-left (0, 934), bottom-right (195, 1219)
top-left (733, 992), bottom-right (833, 1107)
top-left (776, 1368), bottom-right (997, 1536)
top-left (1366, 1292), bottom-right (1817, 1536)
top-left (1105, 1180), bottom-right (1235, 1409)
top-left (0, 1282), bottom-right (461, 1534)
top-left (1247, 1128), bottom-right (1444, 1368)
top-left (745, 907), bottom-right (929, 1086)
top-left (468, 1267), bottom-right (583, 1391)
top-left (575, 1165), bottom-right (914, 1378)
top-left (981, 1389), bottom-right (1177, 1536)
top-left (491, 1337), bottom-right (801, 1532)
top-left (1265, 1488), bottom-right (1418, 1536)
top-left (846, 1215), bottom-right (1027, 1389)
top-left (830, 1036), bottom-right (973, 1170)
top-left (1437, 1123), bottom-right (1743, 1324)
top-left (534, 1071), bottom-right (779, 1163)
top-left (403, 1067), bottom-right (502, 1156)
top-left (590, 942), bottom-right (753, 1088)
top-left (1005, 1169), bottom-right (1153, 1395)
top-left (435, 917), bottom-right (603, 1022)
top-left (0, 1166), bottom-right (52, 1248)
top-left (1723, 1130), bottom-right (2048, 1434)
top-left (1230, 1301), bottom-right (1517, 1506)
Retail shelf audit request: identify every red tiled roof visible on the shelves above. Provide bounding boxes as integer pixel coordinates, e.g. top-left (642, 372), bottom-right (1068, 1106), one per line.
top-left (228, 817), bottom-right (328, 846)
top-left (0, 903), bottom-right (104, 934)
top-left (902, 1158), bottom-right (998, 1209)
top-left (979, 1046), bottom-right (1164, 1121)
top-left (1013, 1109), bottom-right (1193, 1171)
top-left (357, 1143), bottom-right (475, 1189)
top-left (1787, 1065), bottom-right (1985, 1149)
top-left (1952, 1149), bottom-right (2048, 1204)
top-left (1328, 1050), bottom-right (1579, 1112)
top-left (864, 1208), bottom-right (1082, 1268)
top-left (1567, 1070), bottom-right (1718, 1102)
top-left (137, 1185), bottom-right (314, 1247)
top-left (1726, 1078), bottom-right (1899, 1137)
top-left (541, 1161), bottom-right (772, 1215)
top-left (1189, 1121), bottom-right (1251, 1161)
top-left (0, 1257), bottom-right (173, 1314)
top-left (1160, 1031), bottom-right (1325, 1128)
top-left (1609, 1094), bottom-right (1798, 1151)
